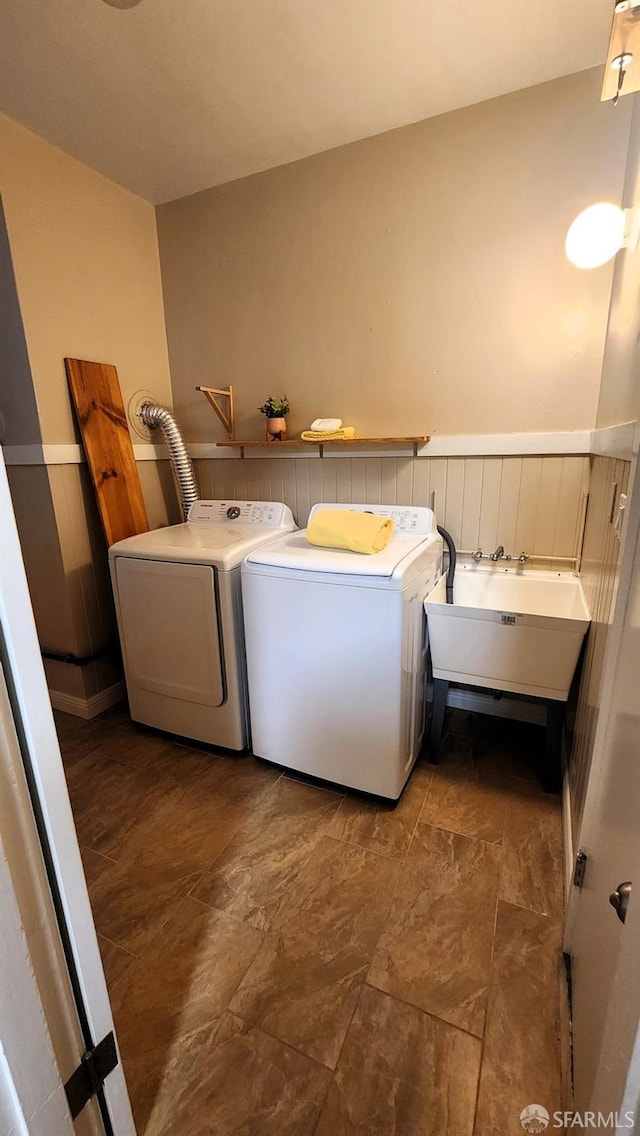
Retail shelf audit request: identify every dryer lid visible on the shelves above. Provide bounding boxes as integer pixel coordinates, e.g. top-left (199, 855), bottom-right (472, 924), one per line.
top-left (108, 501), bottom-right (296, 568)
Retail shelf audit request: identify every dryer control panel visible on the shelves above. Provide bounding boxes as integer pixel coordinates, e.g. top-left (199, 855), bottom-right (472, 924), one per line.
top-left (188, 500), bottom-right (293, 527)
top-left (307, 502), bottom-right (437, 535)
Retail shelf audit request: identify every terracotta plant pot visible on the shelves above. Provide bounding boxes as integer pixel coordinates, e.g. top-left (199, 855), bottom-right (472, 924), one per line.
top-left (265, 417), bottom-right (287, 442)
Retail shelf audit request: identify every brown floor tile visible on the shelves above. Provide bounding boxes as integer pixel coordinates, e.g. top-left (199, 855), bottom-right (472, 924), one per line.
top-left (95, 700), bottom-right (133, 728)
top-left (84, 747), bottom-right (279, 955)
top-left (110, 896), bottom-right (264, 1066)
top-left (91, 724), bottom-right (194, 769)
top-left (118, 751), bottom-right (279, 865)
top-left (125, 1013), bottom-right (332, 1136)
top-left (500, 787), bottom-right (564, 918)
top-left (192, 777), bottom-right (343, 930)
top-left (474, 901), bottom-right (564, 1136)
top-left (89, 855), bottom-right (201, 956)
top-left (79, 844), bottom-right (115, 887)
top-left (53, 708), bottom-right (84, 739)
top-left (368, 823), bottom-right (501, 1037)
top-left (471, 716), bottom-right (546, 787)
top-left (420, 745), bottom-right (509, 844)
top-left (315, 985), bottom-right (481, 1136)
top-left (56, 709), bottom-right (568, 1134)
top-left (87, 776), bottom-right (255, 954)
top-left (56, 714), bottom-right (122, 767)
top-left (97, 934), bottom-right (134, 989)
top-left (327, 760), bottom-right (432, 858)
top-left (66, 752), bottom-right (143, 855)
top-left (70, 743), bottom-right (260, 863)
top-left (230, 835), bottom-right (401, 1069)
top-left (190, 749), bottom-right (281, 806)
top-left (447, 708), bottom-right (481, 741)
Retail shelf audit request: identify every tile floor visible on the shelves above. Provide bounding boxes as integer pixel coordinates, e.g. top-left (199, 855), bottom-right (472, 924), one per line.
top-left (54, 704), bottom-right (569, 1136)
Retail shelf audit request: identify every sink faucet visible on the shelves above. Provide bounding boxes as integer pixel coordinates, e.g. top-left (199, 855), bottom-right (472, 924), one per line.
top-left (490, 545), bottom-right (505, 562)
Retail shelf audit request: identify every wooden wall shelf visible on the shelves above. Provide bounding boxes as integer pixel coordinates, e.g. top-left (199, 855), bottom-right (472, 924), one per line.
top-left (215, 436), bottom-right (430, 457)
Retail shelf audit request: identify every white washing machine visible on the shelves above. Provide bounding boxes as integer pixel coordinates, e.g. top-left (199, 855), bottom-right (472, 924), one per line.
top-left (109, 500), bottom-right (295, 750)
top-left (241, 503), bottom-right (443, 798)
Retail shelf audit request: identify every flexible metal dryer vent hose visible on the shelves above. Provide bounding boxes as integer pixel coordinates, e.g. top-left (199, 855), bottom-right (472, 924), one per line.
top-left (139, 402), bottom-right (200, 521)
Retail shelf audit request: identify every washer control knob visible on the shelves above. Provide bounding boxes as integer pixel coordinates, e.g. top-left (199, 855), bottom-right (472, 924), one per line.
top-left (226, 506), bottom-right (241, 520)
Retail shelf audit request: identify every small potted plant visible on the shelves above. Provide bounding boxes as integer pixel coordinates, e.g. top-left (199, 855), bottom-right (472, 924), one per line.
top-left (258, 395), bottom-right (290, 442)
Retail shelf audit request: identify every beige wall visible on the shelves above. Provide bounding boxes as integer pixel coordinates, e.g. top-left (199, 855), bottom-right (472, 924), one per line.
top-left (0, 110), bottom-right (172, 444)
top-left (597, 97), bottom-right (640, 431)
top-left (158, 68), bottom-right (631, 444)
top-left (0, 199), bottom-right (41, 447)
top-left (0, 112), bottom-right (176, 707)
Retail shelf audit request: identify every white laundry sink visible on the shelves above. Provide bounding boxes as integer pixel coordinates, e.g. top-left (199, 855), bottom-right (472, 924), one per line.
top-left (424, 568), bottom-right (591, 700)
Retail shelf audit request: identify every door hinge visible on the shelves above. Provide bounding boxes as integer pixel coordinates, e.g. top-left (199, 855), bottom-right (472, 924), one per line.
top-left (64, 1031), bottom-right (118, 1119)
top-left (573, 849), bottom-right (588, 888)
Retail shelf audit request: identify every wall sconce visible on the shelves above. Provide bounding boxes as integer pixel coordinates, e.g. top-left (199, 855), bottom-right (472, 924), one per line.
top-left (602, 1), bottom-right (640, 103)
top-left (565, 202), bottom-right (640, 268)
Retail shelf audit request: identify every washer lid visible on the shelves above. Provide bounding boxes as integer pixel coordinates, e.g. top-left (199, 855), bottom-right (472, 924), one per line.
top-left (245, 529), bottom-right (434, 577)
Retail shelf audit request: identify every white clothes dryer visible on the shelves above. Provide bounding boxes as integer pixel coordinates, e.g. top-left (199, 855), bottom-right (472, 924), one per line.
top-left (109, 500), bottom-right (295, 750)
top-left (241, 503), bottom-right (443, 798)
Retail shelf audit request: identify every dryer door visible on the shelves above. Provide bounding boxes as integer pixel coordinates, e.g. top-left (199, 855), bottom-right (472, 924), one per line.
top-left (114, 557), bottom-right (224, 706)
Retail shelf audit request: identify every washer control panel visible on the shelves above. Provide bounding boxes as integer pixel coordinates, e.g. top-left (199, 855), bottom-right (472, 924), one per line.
top-left (188, 500), bottom-right (292, 527)
top-left (307, 502), bottom-right (437, 535)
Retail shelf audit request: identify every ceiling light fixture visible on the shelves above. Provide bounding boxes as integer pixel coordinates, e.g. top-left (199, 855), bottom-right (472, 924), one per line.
top-left (565, 202), bottom-right (640, 269)
top-left (102, 0), bottom-right (143, 8)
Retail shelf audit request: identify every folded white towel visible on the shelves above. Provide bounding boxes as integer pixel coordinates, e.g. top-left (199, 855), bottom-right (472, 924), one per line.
top-left (310, 418), bottom-right (342, 432)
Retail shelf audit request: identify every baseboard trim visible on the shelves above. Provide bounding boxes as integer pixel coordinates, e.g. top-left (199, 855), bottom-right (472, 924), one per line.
top-left (49, 681), bottom-right (126, 720)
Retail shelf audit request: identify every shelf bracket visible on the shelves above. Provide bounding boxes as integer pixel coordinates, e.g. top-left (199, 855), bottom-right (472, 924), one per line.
top-left (196, 385), bottom-right (235, 439)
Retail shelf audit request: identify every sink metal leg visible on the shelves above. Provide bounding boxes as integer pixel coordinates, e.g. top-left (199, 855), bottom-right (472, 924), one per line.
top-left (543, 699), bottom-right (565, 793)
top-left (429, 678), bottom-right (449, 765)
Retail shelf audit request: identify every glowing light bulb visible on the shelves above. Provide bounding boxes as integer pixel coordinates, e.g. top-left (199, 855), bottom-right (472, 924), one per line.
top-left (565, 203), bottom-right (626, 269)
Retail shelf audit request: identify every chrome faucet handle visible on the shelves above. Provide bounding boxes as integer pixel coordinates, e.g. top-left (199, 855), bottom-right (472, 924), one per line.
top-left (472, 548), bottom-right (483, 561)
top-left (518, 552), bottom-right (528, 564)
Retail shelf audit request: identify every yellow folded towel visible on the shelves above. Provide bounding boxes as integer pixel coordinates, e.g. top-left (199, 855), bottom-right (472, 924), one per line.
top-left (307, 509), bottom-right (394, 555)
top-left (300, 426), bottom-right (356, 441)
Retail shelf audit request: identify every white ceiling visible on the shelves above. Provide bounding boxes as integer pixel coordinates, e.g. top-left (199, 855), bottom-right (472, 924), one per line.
top-left (0, 0), bottom-right (612, 205)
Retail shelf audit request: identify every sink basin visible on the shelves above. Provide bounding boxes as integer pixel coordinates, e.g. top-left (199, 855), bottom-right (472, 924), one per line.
top-left (424, 568), bottom-right (591, 700)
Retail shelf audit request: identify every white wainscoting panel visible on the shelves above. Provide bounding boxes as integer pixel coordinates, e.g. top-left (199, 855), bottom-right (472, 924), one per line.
top-left (195, 454), bottom-right (591, 561)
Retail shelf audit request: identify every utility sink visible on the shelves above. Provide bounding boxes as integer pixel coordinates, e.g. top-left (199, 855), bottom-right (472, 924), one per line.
top-left (424, 567), bottom-right (591, 701)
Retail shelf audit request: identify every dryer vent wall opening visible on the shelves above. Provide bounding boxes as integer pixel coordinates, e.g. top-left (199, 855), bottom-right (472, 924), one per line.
top-left (139, 403), bottom-right (199, 520)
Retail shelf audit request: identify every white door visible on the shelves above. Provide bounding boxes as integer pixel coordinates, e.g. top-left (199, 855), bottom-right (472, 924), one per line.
top-left (566, 452), bottom-right (640, 1121)
top-left (0, 451), bottom-right (135, 1135)
top-left (0, 799), bottom-right (75, 1136)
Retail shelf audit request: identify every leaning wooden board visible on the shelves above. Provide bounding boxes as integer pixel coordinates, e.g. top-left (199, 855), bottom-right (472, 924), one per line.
top-left (65, 358), bottom-right (149, 547)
